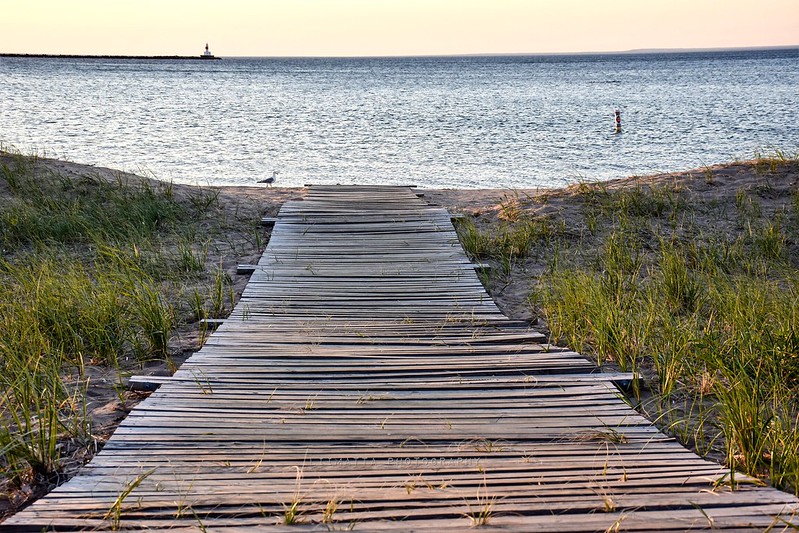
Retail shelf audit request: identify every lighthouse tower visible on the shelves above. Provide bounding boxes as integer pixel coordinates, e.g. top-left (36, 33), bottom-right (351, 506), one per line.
top-left (201, 43), bottom-right (214, 59)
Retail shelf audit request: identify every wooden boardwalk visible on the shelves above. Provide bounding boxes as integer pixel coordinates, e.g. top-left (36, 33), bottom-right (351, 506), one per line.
top-left (5, 185), bottom-right (797, 531)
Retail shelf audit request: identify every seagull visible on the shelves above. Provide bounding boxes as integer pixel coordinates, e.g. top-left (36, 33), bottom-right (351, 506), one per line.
top-left (258, 170), bottom-right (278, 187)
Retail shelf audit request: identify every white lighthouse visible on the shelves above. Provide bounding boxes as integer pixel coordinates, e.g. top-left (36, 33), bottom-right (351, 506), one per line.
top-left (201, 43), bottom-right (214, 59)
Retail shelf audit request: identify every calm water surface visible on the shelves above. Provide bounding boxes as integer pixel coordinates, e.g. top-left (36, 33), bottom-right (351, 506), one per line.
top-left (1, 49), bottom-right (797, 188)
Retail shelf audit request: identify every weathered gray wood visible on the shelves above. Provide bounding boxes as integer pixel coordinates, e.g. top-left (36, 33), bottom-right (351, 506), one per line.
top-left (236, 264), bottom-right (257, 275)
top-left (128, 375), bottom-right (171, 391)
top-left (198, 318), bottom-right (224, 328)
top-left (4, 185), bottom-right (797, 532)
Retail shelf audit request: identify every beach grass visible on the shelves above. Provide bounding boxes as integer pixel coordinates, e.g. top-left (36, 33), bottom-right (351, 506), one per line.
top-left (0, 151), bottom-right (262, 505)
top-left (456, 153), bottom-right (799, 494)
top-left (0, 154), bottom-right (186, 246)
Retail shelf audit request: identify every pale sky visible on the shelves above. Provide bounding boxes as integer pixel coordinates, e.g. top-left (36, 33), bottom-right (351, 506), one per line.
top-left (1, 0), bottom-right (797, 56)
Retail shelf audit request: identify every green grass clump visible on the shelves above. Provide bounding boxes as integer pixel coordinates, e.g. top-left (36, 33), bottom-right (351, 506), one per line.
top-left (538, 207), bottom-right (799, 493)
top-left (1, 257), bottom-right (130, 366)
top-left (0, 151), bottom-right (246, 497)
top-left (543, 268), bottom-right (651, 374)
top-left (455, 217), bottom-right (560, 261)
top-left (753, 148), bottom-right (798, 175)
top-left (538, 229), bottom-right (799, 488)
top-left (574, 182), bottom-right (687, 222)
top-left (462, 154), bottom-right (799, 495)
top-left (0, 154), bottom-right (186, 246)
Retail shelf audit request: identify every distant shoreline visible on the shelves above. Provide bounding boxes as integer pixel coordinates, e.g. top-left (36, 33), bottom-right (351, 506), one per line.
top-left (1, 45), bottom-right (795, 61)
top-left (0, 53), bottom-right (220, 60)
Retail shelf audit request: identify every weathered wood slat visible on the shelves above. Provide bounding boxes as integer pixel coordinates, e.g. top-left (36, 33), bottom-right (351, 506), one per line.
top-left (4, 185), bottom-right (796, 532)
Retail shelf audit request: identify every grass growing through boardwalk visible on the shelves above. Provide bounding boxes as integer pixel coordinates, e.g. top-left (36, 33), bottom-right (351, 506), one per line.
top-left (0, 151), bottom-right (271, 515)
top-left (455, 153), bottom-right (799, 495)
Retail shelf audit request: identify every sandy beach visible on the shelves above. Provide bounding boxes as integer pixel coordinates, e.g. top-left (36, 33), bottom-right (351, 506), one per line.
top-left (1, 151), bottom-right (798, 518)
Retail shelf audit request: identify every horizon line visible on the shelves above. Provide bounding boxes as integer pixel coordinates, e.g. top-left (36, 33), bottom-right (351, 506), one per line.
top-left (2, 44), bottom-right (798, 60)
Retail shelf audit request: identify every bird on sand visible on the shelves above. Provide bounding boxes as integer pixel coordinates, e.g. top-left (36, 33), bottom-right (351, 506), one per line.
top-left (259, 170), bottom-right (278, 187)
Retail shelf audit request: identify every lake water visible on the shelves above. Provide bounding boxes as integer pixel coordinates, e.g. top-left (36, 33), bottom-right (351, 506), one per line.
top-left (1, 49), bottom-right (797, 189)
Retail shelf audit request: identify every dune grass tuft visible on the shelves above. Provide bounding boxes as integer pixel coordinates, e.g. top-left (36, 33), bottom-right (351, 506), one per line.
top-left (0, 151), bottom-right (256, 500)
top-left (459, 153), bottom-right (799, 495)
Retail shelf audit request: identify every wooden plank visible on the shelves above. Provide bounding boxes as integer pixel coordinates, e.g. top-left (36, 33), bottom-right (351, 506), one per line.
top-left (128, 375), bottom-right (171, 391)
top-left (236, 264), bottom-right (257, 275)
top-left (198, 318), bottom-right (224, 329)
